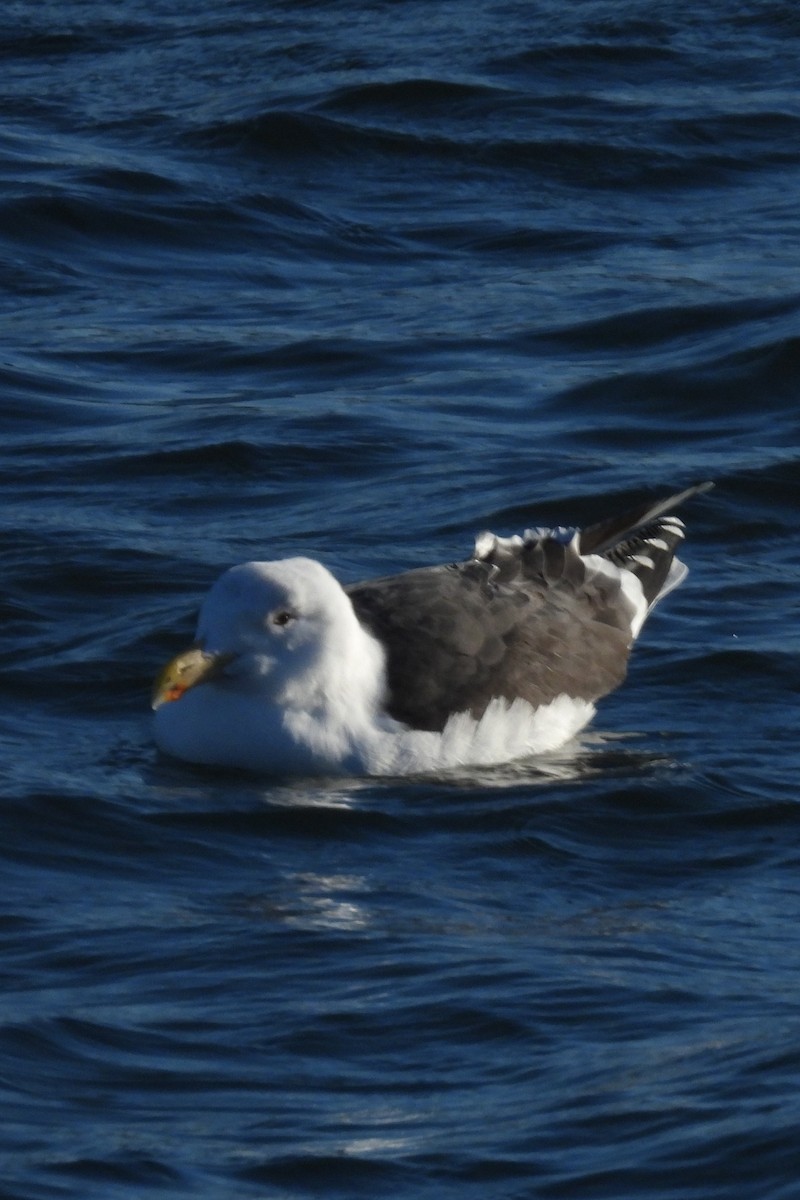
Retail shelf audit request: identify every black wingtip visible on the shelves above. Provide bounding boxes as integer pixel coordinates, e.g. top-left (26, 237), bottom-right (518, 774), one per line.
top-left (681, 480), bottom-right (714, 501)
top-left (579, 481), bottom-right (714, 557)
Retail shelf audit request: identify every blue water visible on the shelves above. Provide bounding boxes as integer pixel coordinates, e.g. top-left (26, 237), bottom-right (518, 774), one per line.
top-left (3, 1), bottom-right (800, 1196)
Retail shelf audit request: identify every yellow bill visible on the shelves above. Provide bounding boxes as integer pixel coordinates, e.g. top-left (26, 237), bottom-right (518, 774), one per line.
top-left (151, 645), bottom-right (230, 710)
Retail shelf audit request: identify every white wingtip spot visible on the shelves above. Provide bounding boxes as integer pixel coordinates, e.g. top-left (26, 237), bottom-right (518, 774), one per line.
top-left (661, 518), bottom-right (685, 538)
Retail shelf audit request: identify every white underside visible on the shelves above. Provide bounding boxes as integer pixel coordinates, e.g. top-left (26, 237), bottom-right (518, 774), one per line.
top-left (365, 693), bottom-right (595, 776)
top-left (154, 688), bottom-right (595, 778)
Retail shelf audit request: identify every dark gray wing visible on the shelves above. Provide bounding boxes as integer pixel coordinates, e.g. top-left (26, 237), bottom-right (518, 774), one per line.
top-left (347, 483), bottom-right (711, 732)
top-left (347, 547), bottom-right (632, 732)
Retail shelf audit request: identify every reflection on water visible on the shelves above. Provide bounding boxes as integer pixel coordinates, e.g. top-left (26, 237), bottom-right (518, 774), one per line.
top-left (232, 871), bottom-right (373, 932)
top-left (284, 871), bottom-right (373, 932)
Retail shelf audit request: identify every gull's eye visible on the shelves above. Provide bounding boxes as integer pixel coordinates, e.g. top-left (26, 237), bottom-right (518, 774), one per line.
top-left (271, 610), bottom-right (295, 627)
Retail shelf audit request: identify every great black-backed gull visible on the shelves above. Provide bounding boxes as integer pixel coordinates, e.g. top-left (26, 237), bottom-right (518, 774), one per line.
top-left (152, 483), bottom-right (711, 776)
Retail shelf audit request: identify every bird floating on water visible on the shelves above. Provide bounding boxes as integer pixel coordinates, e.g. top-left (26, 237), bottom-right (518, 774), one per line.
top-left (152, 482), bottom-right (712, 776)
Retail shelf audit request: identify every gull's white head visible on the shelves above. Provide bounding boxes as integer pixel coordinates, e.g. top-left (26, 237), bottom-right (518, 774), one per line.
top-left (199, 558), bottom-right (356, 685)
top-left (152, 557), bottom-right (389, 772)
